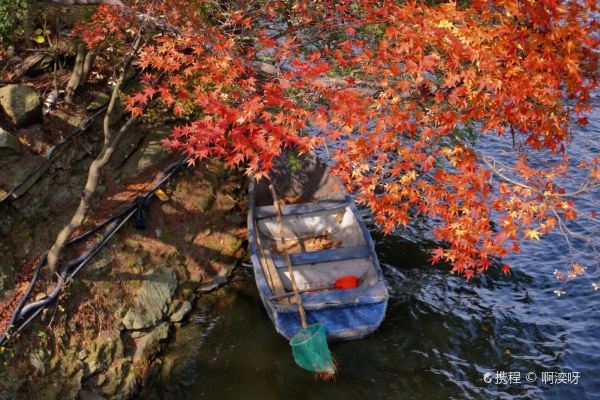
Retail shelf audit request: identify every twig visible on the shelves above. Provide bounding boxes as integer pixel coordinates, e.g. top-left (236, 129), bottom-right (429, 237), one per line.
top-left (481, 156), bottom-right (534, 191)
top-left (482, 155), bottom-right (599, 198)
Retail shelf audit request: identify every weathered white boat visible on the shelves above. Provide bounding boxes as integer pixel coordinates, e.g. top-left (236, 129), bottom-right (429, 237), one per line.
top-left (248, 152), bottom-right (389, 341)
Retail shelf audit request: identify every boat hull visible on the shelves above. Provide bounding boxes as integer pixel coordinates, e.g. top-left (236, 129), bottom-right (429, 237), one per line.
top-left (250, 243), bottom-right (388, 341)
top-left (271, 293), bottom-right (387, 341)
top-left (248, 160), bottom-right (389, 342)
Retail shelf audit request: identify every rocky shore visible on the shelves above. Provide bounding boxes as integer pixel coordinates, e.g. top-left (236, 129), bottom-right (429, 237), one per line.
top-left (0, 83), bottom-right (248, 399)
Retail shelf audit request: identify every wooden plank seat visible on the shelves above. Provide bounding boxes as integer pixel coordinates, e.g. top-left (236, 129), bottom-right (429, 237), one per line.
top-left (272, 245), bottom-right (371, 268)
top-left (254, 200), bottom-right (347, 220)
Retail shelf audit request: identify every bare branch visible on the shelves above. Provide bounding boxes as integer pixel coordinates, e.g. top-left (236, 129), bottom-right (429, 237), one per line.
top-left (481, 156), bottom-right (534, 191)
top-left (46, 32), bottom-right (143, 272)
top-left (482, 156), bottom-right (599, 198)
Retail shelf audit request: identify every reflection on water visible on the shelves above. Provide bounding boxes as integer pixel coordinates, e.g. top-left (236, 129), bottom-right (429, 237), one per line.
top-left (141, 98), bottom-right (600, 400)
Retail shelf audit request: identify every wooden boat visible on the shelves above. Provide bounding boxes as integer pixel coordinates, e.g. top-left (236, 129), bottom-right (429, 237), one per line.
top-left (248, 152), bottom-right (389, 341)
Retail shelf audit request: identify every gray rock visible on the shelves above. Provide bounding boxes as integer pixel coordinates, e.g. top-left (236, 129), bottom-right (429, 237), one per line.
top-left (8, 56), bottom-right (22, 66)
top-left (0, 214), bottom-right (13, 236)
top-left (97, 359), bottom-right (129, 397)
top-left (197, 274), bottom-right (229, 293)
top-left (86, 89), bottom-right (125, 125)
top-left (117, 370), bottom-right (139, 400)
top-left (109, 97), bottom-right (127, 126)
top-left (121, 128), bottom-right (171, 176)
top-left (53, 169), bottom-right (71, 185)
top-left (87, 92), bottom-right (111, 111)
top-left (214, 191), bottom-right (236, 212)
top-left (0, 250), bottom-right (16, 292)
top-left (108, 126), bottom-right (146, 168)
top-left (37, 382), bottom-right (66, 400)
top-left (29, 348), bottom-right (47, 375)
top-left (122, 266), bottom-right (178, 330)
top-left (78, 390), bottom-right (107, 400)
top-left (167, 299), bottom-right (182, 316)
top-left (193, 184), bottom-right (214, 212)
top-left (226, 212), bottom-right (245, 226)
top-left (159, 321), bottom-right (207, 382)
top-left (0, 84), bottom-right (43, 127)
top-left (222, 232), bottom-right (242, 251)
top-left (0, 127), bottom-right (22, 159)
top-left (133, 321), bottom-right (169, 362)
top-left (86, 250), bottom-right (114, 278)
top-left (34, 292), bottom-right (47, 301)
top-left (169, 300), bottom-right (192, 322)
top-left (83, 330), bottom-right (123, 378)
top-left (183, 226), bottom-right (197, 243)
top-left (130, 330), bottom-right (149, 339)
top-left (78, 349), bottom-right (88, 360)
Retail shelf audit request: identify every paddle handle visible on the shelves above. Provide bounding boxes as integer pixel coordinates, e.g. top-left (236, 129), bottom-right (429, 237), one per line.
top-left (270, 185), bottom-right (308, 329)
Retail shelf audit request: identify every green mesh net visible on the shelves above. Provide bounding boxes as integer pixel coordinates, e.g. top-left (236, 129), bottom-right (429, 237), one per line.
top-left (289, 323), bottom-right (335, 375)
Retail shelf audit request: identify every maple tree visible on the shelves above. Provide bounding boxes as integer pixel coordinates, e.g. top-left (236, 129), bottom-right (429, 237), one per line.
top-left (68, 0), bottom-right (599, 281)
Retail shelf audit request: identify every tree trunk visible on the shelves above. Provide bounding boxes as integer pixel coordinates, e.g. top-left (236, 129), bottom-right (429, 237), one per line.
top-left (22, 1), bottom-right (34, 48)
top-left (80, 49), bottom-right (96, 84)
top-left (64, 42), bottom-right (87, 104)
top-left (46, 34), bottom-right (142, 272)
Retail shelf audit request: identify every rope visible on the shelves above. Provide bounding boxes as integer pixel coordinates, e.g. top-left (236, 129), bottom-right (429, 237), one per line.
top-left (0, 157), bottom-right (188, 346)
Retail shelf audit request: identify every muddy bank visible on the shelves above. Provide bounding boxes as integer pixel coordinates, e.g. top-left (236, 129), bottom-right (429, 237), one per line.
top-left (0, 92), bottom-right (248, 399)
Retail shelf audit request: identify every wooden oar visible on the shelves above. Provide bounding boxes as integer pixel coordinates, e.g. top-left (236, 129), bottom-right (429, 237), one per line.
top-left (270, 185), bottom-right (308, 328)
top-left (269, 187), bottom-right (336, 377)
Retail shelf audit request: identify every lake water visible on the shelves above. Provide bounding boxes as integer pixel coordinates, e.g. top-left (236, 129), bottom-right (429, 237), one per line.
top-left (141, 96), bottom-right (600, 400)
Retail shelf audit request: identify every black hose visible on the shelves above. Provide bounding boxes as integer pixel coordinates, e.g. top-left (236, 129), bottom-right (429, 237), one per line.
top-left (16, 213), bottom-right (131, 324)
top-left (0, 107), bottom-right (107, 205)
top-left (3, 253), bottom-right (48, 340)
top-left (0, 157), bottom-right (188, 346)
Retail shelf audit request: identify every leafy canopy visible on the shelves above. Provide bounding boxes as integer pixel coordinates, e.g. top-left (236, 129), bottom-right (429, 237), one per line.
top-left (78, 0), bottom-right (599, 279)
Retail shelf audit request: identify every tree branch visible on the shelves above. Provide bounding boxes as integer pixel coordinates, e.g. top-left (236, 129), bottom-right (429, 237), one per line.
top-left (482, 156), bottom-right (599, 198)
top-left (46, 32), bottom-right (143, 272)
top-left (481, 156), bottom-right (534, 191)
top-left (64, 42), bottom-right (87, 103)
